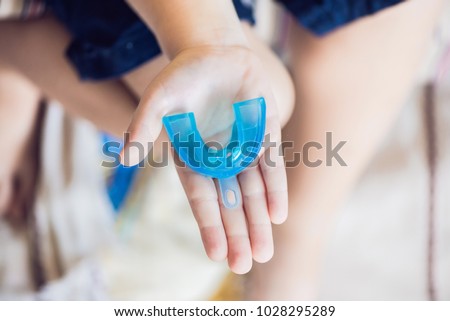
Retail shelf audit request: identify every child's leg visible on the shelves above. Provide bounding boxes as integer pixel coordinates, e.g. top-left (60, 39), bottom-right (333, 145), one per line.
top-left (0, 16), bottom-right (136, 137)
top-left (0, 64), bottom-right (40, 221)
top-left (247, 0), bottom-right (444, 299)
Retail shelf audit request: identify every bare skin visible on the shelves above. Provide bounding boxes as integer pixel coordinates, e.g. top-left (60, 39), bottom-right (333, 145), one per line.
top-left (0, 12), bottom-right (294, 274)
top-left (246, 0), bottom-right (445, 299)
top-left (1, 0), bottom-right (441, 299)
top-left (0, 17), bottom-right (136, 137)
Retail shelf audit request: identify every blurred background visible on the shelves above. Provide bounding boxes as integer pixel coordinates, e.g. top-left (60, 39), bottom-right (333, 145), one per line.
top-left (0, 0), bottom-right (449, 300)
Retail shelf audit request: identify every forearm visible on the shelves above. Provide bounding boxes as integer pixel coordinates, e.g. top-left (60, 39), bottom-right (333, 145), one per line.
top-left (126, 0), bottom-right (248, 59)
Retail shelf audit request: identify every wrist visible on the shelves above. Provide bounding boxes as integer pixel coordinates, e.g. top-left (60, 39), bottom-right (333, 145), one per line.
top-left (166, 26), bottom-right (249, 59)
top-left (126, 0), bottom-right (249, 60)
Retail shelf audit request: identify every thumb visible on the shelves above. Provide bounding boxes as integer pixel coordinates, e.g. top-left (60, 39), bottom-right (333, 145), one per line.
top-left (120, 85), bottom-right (169, 166)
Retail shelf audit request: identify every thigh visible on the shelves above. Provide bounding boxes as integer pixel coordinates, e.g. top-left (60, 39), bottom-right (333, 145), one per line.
top-left (0, 16), bottom-right (136, 137)
top-left (244, 0), bottom-right (445, 301)
top-left (284, 0), bottom-right (445, 204)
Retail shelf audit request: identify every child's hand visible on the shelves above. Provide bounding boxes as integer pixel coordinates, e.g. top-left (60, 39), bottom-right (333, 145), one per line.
top-left (121, 45), bottom-right (287, 274)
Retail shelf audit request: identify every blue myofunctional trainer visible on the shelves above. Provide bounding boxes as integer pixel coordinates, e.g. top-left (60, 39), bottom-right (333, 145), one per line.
top-left (163, 97), bottom-right (266, 208)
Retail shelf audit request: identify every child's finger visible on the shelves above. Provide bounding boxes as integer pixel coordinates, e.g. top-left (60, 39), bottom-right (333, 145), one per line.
top-left (175, 163), bottom-right (228, 261)
top-left (120, 83), bottom-right (169, 166)
top-left (260, 114), bottom-right (288, 224)
top-left (215, 180), bottom-right (253, 274)
top-left (238, 82), bottom-right (288, 224)
top-left (238, 166), bottom-right (274, 263)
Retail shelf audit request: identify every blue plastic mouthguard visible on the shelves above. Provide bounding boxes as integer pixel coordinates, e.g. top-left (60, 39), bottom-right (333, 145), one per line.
top-left (163, 97), bottom-right (266, 208)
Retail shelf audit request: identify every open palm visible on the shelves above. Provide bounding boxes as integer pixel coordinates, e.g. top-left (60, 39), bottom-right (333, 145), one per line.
top-left (122, 46), bottom-right (287, 274)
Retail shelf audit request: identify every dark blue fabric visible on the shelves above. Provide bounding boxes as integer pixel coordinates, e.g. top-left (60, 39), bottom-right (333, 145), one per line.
top-left (47, 0), bottom-right (253, 81)
top-left (280, 0), bottom-right (403, 35)
top-left (47, 0), bottom-right (402, 80)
